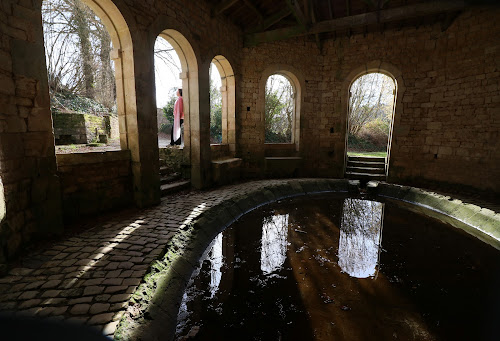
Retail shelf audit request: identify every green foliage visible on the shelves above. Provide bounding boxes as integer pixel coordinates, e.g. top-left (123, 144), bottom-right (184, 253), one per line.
top-left (50, 92), bottom-right (112, 115)
top-left (265, 75), bottom-right (293, 143)
top-left (359, 118), bottom-right (390, 146)
top-left (210, 106), bottom-right (222, 144)
top-left (159, 123), bottom-right (170, 134)
top-left (210, 73), bottom-right (222, 144)
top-left (162, 96), bottom-right (176, 123)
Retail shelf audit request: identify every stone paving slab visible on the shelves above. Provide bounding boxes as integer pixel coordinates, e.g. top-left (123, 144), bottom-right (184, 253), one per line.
top-left (0, 179), bottom-right (497, 339)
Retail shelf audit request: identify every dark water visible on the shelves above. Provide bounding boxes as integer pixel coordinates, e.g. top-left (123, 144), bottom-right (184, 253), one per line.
top-left (175, 194), bottom-right (500, 341)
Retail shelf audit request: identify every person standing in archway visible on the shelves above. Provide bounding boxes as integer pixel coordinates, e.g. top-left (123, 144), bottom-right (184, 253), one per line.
top-left (171, 88), bottom-right (184, 146)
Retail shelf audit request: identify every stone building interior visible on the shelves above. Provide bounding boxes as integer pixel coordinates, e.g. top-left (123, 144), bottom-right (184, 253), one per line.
top-left (0, 0), bottom-right (499, 340)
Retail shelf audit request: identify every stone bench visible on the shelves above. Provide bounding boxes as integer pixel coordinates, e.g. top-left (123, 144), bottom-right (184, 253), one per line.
top-left (212, 158), bottom-right (243, 185)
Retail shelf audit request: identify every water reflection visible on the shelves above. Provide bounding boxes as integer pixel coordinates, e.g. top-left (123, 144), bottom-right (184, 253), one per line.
top-left (338, 199), bottom-right (384, 278)
top-left (261, 214), bottom-right (289, 274)
top-left (209, 233), bottom-right (223, 297)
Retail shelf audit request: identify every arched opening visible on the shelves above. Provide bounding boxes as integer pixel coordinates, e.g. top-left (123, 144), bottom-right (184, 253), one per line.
top-left (209, 62), bottom-right (222, 144)
top-left (41, 0), bottom-right (135, 153)
top-left (154, 36), bottom-right (182, 147)
top-left (210, 56), bottom-right (236, 151)
top-left (264, 74), bottom-right (295, 144)
top-left (345, 72), bottom-right (397, 179)
top-left (154, 29), bottom-right (199, 182)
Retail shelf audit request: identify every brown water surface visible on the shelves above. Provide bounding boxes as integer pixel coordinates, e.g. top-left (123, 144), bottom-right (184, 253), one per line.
top-left (175, 194), bottom-right (500, 341)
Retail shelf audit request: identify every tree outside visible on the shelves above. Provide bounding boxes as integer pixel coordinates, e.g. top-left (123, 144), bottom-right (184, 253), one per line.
top-left (347, 73), bottom-right (395, 155)
top-left (209, 63), bottom-right (223, 144)
top-left (154, 36), bottom-right (182, 146)
top-left (43, 0), bottom-right (116, 113)
top-left (265, 75), bottom-right (294, 143)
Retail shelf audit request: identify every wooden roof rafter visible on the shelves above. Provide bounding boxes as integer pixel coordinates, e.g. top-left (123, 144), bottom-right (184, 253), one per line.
top-left (212, 0), bottom-right (239, 17)
top-left (244, 0), bottom-right (466, 46)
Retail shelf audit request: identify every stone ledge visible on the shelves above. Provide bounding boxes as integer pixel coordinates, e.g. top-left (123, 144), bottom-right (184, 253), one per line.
top-left (375, 182), bottom-right (500, 250)
top-left (56, 150), bottom-right (131, 166)
top-left (211, 157), bottom-right (242, 165)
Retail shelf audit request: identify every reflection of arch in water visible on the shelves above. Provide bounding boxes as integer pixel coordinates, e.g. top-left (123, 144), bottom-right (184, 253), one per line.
top-left (208, 232), bottom-right (223, 297)
top-left (261, 214), bottom-right (289, 274)
top-left (211, 56), bottom-right (236, 151)
top-left (0, 178), bottom-right (5, 224)
top-left (338, 199), bottom-right (385, 278)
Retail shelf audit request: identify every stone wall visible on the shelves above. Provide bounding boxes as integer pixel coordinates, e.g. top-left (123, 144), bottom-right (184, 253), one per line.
top-left (53, 113), bottom-right (115, 145)
top-left (0, 0), bottom-right (64, 270)
top-left (0, 0), bottom-right (241, 268)
top-left (56, 151), bottom-right (133, 222)
top-left (239, 8), bottom-right (500, 193)
top-left (0, 0), bottom-right (498, 270)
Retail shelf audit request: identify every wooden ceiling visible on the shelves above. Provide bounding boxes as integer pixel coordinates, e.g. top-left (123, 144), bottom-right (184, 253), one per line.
top-left (207, 0), bottom-right (466, 48)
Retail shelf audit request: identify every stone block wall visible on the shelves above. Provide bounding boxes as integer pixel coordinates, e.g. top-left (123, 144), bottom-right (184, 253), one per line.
top-left (0, 0), bottom-right (242, 267)
top-left (239, 8), bottom-right (500, 193)
top-left (56, 151), bottom-right (133, 222)
top-left (53, 113), bottom-right (114, 145)
top-left (0, 0), bottom-right (63, 270)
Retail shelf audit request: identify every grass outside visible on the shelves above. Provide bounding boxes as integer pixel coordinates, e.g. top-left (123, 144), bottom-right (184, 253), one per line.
top-left (347, 151), bottom-right (387, 158)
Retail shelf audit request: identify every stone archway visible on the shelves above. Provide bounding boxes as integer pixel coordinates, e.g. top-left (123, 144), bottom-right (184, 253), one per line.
top-left (211, 55), bottom-right (236, 152)
top-left (258, 65), bottom-right (305, 152)
top-left (341, 61), bottom-right (406, 179)
top-left (155, 29), bottom-right (204, 188)
top-left (75, 0), bottom-right (136, 151)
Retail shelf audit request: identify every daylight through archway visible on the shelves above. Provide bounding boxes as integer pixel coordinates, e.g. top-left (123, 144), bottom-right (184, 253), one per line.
top-left (42, 0), bottom-right (120, 153)
top-left (347, 73), bottom-right (396, 158)
top-left (154, 36), bottom-right (182, 148)
top-left (265, 74), bottom-right (295, 144)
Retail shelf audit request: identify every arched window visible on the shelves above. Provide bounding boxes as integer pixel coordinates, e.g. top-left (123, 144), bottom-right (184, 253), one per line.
top-left (209, 62), bottom-right (223, 144)
top-left (210, 56), bottom-right (236, 151)
top-left (347, 72), bottom-right (396, 156)
top-left (42, 0), bottom-right (133, 153)
top-left (153, 29), bottom-right (200, 184)
top-left (154, 36), bottom-right (182, 147)
top-left (264, 74), bottom-right (295, 144)
top-left (345, 71), bottom-right (397, 178)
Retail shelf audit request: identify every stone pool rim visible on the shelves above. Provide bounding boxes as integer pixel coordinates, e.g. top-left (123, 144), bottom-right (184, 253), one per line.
top-left (114, 178), bottom-right (500, 341)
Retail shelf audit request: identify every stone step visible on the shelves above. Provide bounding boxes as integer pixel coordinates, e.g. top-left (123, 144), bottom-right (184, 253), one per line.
top-left (346, 166), bottom-right (386, 175)
top-left (161, 180), bottom-right (191, 196)
top-left (160, 166), bottom-right (169, 176)
top-left (347, 155), bottom-right (386, 163)
top-left (345, 172), bottom-right (386, 181)
top-left (161, 173), bottom-right (182, 185)
top-left (347, 160), bottom-right (385, 168)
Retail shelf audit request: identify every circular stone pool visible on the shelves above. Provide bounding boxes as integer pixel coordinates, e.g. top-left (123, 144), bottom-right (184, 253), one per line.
top-left (175, 194), bottom-right (500, 341)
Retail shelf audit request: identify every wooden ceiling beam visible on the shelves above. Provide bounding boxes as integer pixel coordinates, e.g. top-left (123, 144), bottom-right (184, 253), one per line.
top-left (310, 1), bottom-right (465, 34)
top-left (245, 0), bottom-right (465, 46)
top-left (286, 0), bottom-right (309, 28)
top-left (245, 25), bottom-right (307, 46)
top-left (241, 0), bottom-right (264, 22)
top-left (309, 0), bottom-right (322, 51)
top-left (246, 8), bottom-right (292, 33)
top-left (212, 0), bottom-right (239, 17)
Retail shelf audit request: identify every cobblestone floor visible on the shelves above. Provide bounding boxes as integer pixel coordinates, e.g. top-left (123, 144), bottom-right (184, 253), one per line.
top-left (0, 179), bottom-right (288, 338)
top-left (0, 179), bottom-right (497, 339)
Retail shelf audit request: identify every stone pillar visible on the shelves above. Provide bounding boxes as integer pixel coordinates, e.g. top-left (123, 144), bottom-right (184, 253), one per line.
top-left (0, 1), bottom-right (63, 271)
top-left (190, 62), bottom-right (212, 189)
top-left (127, 30), bottom-right (160, 207)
